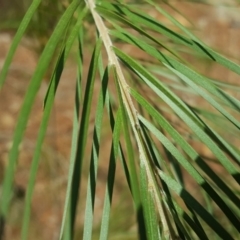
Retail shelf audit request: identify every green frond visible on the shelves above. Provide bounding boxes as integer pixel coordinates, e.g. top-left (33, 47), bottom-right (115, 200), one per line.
top-left (0, 0), bottom-right (240, 239)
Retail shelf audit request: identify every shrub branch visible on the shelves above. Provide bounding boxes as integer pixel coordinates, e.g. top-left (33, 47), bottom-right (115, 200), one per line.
top-left (86, 0), bottom-right (174, 238)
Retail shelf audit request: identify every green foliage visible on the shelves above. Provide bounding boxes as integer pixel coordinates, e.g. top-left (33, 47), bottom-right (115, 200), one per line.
top-left (0, 0), bottom-right (240, 239)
